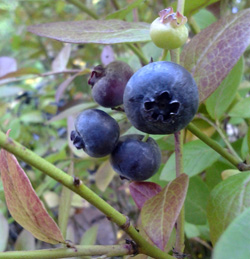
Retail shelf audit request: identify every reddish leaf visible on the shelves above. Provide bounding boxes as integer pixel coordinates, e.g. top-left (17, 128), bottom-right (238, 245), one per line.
top-left (180, 9), bottom-right (250, 102)
top-left (55, 69), bottom-right (90, 103)
top-left (129, 182), bottom-right (162, 210)
top-left (27, 20), bottom-right (150, 44)
top-left (141, 174), bottom-right (189, 250)
top-left (0, 144), bottom-right (65, 244)
top-left (0, 67), bottom-right (40, 80)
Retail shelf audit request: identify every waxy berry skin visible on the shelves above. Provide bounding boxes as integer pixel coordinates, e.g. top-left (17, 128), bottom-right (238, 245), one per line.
top-left (71, 109), bottom-right (120, 158)
top-left (88, 61), bottom-right (133, 108)
top-left (110, 134), bottom-right (161, 181)
top-left (123, 61), bottom-right (199, 134)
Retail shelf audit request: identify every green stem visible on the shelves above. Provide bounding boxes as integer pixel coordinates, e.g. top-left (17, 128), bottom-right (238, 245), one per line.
top-left (0, 245), bottom-right (133, 259)
top-left (126, 44), bottom-right (148, 65)
top-left (0, 131), bottom-right (174, 259)
top-left (174, 131), bottom-right (183, 177)
top-left (171, 23), bottom-right (185, 252)
top-left (142, 134), bottom-right (149, 142)
top-left (187, 123), bottom-right (250, 171)
top-left (177, 0), bottom-right (185, 14)
top-left (66, 0), bottom-right (98, 19)
top-left (196, 113), bottom-right (242, 161)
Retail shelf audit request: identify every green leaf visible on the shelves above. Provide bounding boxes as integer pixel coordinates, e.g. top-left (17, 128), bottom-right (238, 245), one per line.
top-left (207, 172), bottom-right (250, 245)
top-left (80, 225), bottom-right (98, 245)
top-left (49, 102), bottom-right (97, 122)
top-left (185, 222), bottom-right (200, 239)
top-left (213, 208), bottom-right (250, 259)
top-left (205, 160), bottom-right (233, 191)
top-left (8, 118), bottom-right (21, 139)
top-left (193, 9), bottom-right (217, 30)
top-left (20, 111), bottom-right (44, 124)
top-left (0, 86), bottom-right (22, 98)
top-left (141, 174), bottom-right (189, 250)
top-left (206, 57), bottom-right (244, 120)
top-left (95, 160), bottom-right (116, 192)
top-left (185, 176), bottom-right (210, 225)
top-left (28, 20), bottom-right (150, 44)
top-left (228, 96), bottom-right (250, 118)
top-left (160, 140), bottom-right (220, 181)
top-left (14, 229), bottom-right (35, 251)
top-left (181, 9), bottom-right (250, 102)
top-left (106, 0), bottom-right (145, 20)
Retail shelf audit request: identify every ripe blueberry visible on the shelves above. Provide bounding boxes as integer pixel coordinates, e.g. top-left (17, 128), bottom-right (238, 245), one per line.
top-left (123, 61), bottom-right (199, 134)
top-left (71, 109), bottom-right (120, 157)
top-left (110, 134), bottom-right (161, 181)
top-left (88, 61), bottom-right (133, 108)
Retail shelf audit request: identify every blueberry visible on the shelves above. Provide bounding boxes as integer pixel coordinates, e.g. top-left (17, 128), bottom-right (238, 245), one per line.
top-left (123, 61), bottom-right (199, 134)
top-left (71, 109), bottom-right (120, 157)
top-left (88, 61), bottom-right (133, 108)
top-left (110, 134), bottom-right (161, 181)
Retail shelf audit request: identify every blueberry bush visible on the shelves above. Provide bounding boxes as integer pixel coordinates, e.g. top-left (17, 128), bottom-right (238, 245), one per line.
top-left (0, 1), bottom-right (250, 259)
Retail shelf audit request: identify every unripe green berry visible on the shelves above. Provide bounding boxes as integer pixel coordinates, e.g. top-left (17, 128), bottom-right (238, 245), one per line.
top-left (150, 7), bottom-right (188, 50)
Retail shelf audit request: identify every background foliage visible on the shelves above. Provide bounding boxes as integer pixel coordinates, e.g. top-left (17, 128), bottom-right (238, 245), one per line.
top-left (1, 0), bottom-right (250, 258)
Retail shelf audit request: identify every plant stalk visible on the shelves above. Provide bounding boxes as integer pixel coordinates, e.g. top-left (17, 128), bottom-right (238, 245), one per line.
top-left (187, 123), bottom-right (249, 170)
top-left (0, 245), bottom-right (133, 259)
top-left (177, 0), bottom-right (185, 14)
top-left (174, 131), bottom-right (185, 253)
top-left (0, 131), bottom-right (174, 259)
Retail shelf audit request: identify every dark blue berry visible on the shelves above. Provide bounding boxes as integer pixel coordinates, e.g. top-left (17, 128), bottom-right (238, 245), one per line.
top-left (110, 134), bottom-right (161, 181)
top-left (88, 61), bottom-right (133, 108)
top-left (123, 61), bottom-right (199, 134)
top-left (71, 109), bottom-right (120, 157)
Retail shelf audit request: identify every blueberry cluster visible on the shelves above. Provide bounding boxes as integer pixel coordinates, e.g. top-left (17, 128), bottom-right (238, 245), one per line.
top-left (70, 60), bottom-right (198, 181)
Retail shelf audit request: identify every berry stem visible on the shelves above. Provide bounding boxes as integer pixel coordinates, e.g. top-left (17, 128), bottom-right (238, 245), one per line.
top-left (161, 49), bottom-right (168, 61)
top-left (0, 131), bottom-right (174, 259)
top-left (170, 49), bottom-right (180, 64)
top-left (177, 0), bottom-right (185, 14)
top-left (142, 134), bottom-right (149, 142)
